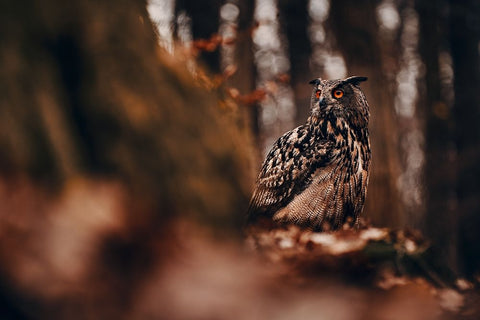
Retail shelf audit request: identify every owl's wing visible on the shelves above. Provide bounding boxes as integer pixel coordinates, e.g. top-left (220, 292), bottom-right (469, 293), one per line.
top-left (247, 127), bottom-right (333, 224)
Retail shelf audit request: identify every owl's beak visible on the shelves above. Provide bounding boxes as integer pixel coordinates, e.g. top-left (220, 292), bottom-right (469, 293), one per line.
top-left (319, 97), bottom-right (327, 108)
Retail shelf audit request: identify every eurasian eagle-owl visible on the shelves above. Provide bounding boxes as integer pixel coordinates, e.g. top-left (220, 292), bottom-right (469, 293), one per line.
top-left (247, 76), bottom-right (371, 231)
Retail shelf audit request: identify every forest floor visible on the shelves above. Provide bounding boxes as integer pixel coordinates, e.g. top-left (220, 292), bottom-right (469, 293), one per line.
top-left (143, 220), bottom-right (480, 320)
top-left (241, 223), bottom-right (480, 320)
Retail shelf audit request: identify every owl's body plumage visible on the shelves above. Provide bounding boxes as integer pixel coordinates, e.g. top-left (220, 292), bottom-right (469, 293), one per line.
top-left (247, 76), bottom-right (371, 231)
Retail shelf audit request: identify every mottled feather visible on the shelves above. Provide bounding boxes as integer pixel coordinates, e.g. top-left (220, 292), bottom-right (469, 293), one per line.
top-left (247, 76), bottom-right (371, 231)
top-left (248, 126), bottom-right (333, 222)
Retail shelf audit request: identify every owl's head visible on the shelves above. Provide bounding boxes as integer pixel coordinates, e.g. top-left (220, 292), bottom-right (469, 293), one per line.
top-left (308, 76), bottom-right (369, 125)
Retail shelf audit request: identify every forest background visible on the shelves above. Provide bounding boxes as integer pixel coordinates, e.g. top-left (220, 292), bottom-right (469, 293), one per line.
top-left (0, 0), bottom-right (479, 318)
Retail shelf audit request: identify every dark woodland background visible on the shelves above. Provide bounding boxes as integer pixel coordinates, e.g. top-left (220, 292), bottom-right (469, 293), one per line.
top-left (0, 0), bottom-right (479, 319)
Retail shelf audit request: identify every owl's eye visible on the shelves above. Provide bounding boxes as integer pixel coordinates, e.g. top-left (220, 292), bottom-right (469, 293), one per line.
top-left (333, 89), bottom-right (344, 99)
top-left (315, 90), bottom-right (321, 99)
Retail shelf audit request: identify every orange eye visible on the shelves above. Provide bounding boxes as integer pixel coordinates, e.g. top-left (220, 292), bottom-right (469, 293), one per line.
top-left (333, 89), bottom-right (344, 99)
top-left (315, 90), bottom-right (321, 99)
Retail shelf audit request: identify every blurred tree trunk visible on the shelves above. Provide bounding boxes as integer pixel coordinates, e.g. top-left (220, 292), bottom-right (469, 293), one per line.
top-left (226, 0), bottom-right (261, 159)
top-left (327, 0), bottom-right (403, 227)
top-left (176, 0), bottom-right (222, 73)
top-left (416, 0), bottom-right (458, 273)
top-left (449, 0), bottom-right (480, 276)
top-left (229, 0), bottom-right (255, 93)
top-left (0, 0), bottom-right (252, 316)
top-left (278, 0), bottom-right (313, 125)
top-left (0, 0), bottom-right (252, 232)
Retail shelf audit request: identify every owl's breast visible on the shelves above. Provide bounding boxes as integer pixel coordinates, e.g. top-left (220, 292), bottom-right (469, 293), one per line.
top-left (272, 128), bottom-right (370, 230)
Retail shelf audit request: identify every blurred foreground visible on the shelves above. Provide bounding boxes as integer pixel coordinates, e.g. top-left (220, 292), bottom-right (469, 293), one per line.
top-left (0, 1), bottom-right (479, 319)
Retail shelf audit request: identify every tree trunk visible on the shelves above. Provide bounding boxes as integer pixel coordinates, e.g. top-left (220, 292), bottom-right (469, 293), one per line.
top-left (449, 0), bottom-right (480, 276)
top-left (176, 0), bottom-right (222, 73)
top-left (278, 0), bottom-right (313, 125)
top-left (0, 0), bottom-right (252, 316)
top-left (226, 0), bottom-right (261, 158)
top-left (416, 0), bottom-right (458, 273)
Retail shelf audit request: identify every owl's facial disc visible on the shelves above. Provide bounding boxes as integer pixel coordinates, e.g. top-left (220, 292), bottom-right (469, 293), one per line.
top-left (310, 78), bottom-right (354, 116)
top-left (308, 76), bottom-right (369, 125)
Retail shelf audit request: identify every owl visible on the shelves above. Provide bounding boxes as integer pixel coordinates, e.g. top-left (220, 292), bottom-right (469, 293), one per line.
top-left (247, 76), bottom-right (371, 231)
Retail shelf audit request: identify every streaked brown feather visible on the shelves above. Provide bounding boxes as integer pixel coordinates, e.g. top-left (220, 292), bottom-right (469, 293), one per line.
top-left (247, 77), bottom-right (371, 231)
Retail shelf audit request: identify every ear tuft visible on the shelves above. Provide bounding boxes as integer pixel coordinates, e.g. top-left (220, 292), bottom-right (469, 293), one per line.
top-left (309, 78), bottom-right (321, 86)
top-left (343, 76), bottom-right (367, 86)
